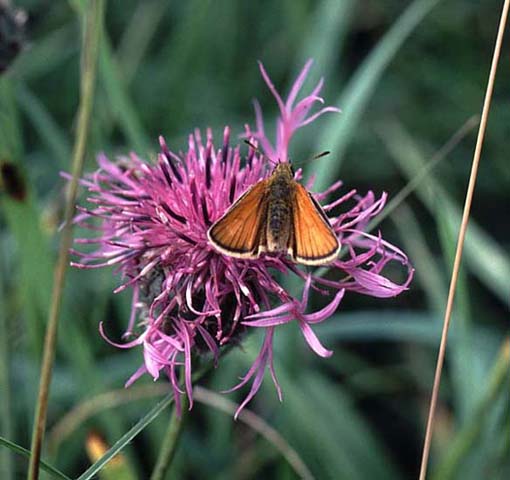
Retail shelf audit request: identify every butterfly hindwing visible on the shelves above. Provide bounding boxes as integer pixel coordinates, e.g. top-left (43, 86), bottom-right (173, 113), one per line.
top-left (207, 180), bottom-right (269, 258)
top-left (292, 183), bottom-right (340, 265)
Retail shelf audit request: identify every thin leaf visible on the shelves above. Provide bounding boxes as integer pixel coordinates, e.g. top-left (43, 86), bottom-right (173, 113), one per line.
top-left (316, 311), bottom-right (497, 348)
top-left (392, 204), bottom-right (447, 311)
top-left (379, 120), bottom-right (510, 303)
top-left (435, 190), bottom-right (477, 418)
top-left (16, 83), bottom-right (71, 168)
top-left (12, 25), bottom-right (77, 80)
top-left (0, 269), bottom-right (14, 479)
top-left (76, 393), bottom-right (174, 480)
top-left (117, 0), bottom-right (168, 83)
top-left (0, 78), bottom-right (53, 354)
top-left (432, 340), bottom-right (510, 480)
top-left (295, 0), bottom-right (355, 81)
top-left (71, 0), bottom-right (151, 154)
top-left (0, 436), bottom-right (71, 480)
top-left (98, 36), bottom-right (151, 154)
top-left (278, 368), bottom-right (399, 480)
top-left (312, 0), bottom-right (441, 190)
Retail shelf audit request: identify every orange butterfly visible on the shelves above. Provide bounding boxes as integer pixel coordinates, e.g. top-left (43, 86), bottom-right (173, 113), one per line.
top-left (207, 159), bottom-right (340, 265)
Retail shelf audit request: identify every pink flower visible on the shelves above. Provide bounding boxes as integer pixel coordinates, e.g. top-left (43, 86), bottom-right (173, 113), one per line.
top-left (71, 60), bottom-right (413, 417)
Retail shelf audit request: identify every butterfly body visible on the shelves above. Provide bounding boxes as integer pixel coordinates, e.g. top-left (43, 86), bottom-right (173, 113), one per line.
top-left (207, 162), bottom-right (340, 266)
top-left (265, 163), bottom-right (293, 253)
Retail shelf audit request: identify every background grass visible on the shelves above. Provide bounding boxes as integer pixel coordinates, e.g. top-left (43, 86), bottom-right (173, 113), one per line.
top-left (0, 0), bottom-right (509, 479)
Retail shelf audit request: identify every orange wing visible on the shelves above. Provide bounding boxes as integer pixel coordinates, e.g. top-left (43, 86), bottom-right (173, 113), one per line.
top-left (207, 180), bottom-right (268, 258)
top-left (291, 183), bottom-right (340, 265)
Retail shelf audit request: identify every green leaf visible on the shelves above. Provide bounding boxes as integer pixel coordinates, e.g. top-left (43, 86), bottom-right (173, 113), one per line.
top-left (0, 436), bottom-right (72, 480)
top-left (392, 203), bottom-right (447, 311)
top-left (76, 393), bottom-right (174, 480)
top-left (278, 368), bottom-right (399, 480)
top-left (0, 78), bottom-right (53, 354)
top-left (316, 310), bottom-right (498, 348)
top-left (0, 269), bottom-right (14, 480)
top-left (16, 83), bottom-right (71, 168)
top-left (12, 25), bottom-right (77, 80)
top-left (432, 341), bottom-right (510, 480)
top-left (379, 120), bottom-right (510, 304)
top-left (312, 0), bottom-right (441, 190)
top-left (97, 36), bottom-right (151, 154)
top-left (295, 0), bottom-right (356, 81)
top-left (71, 0), bottom-right (151, 154)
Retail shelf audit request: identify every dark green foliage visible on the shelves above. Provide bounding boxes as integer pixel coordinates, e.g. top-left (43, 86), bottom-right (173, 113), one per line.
top-left (0, 1), bottom-right (508, 479)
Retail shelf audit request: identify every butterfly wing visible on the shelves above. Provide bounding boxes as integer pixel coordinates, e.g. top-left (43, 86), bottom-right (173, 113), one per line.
top-left (207, 180), bottom-right (269, 258)
top-left (291, 183), bottom-right (340, 265)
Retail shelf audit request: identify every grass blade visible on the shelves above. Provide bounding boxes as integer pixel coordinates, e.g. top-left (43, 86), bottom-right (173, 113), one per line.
top-left (0, 437), bottom-right (71, 480)
top-left (295, 0), bottom-right (355, 80)
top-left (0, 271), bottom-right (14, 479)
top-left (0, 77), bottom-right (53, 354)
top-left (76, 393), bottom-right (174, 480)
top-left (278, 368), bottom-right (399, 480)
top-left (194, 386), bottom-right (315, 480)
top-left (312, 0), bottom-right (441, 190)
top-left (98, 36), bottom-right (151, 154)
top-left (392, 204), bottom-right (447, 311)
top-left (431, 339), bottom-right (510, 480)
top-left (16, 83), bottom-right (71, 168)
top-left (379, 120), bottom-right (510, 303)
top-left (417, 0), bottom-right (510, 475)
top-left (27, 1), bottom-right (104, 477)
top-left (70, 0), bottom-right (151, 154)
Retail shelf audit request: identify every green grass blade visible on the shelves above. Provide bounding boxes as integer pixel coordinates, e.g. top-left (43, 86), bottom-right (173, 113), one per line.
top-left (0, 271), bottom-right (14, 480)
top-left (98, 36), bottom-right (151, 154)
top-left (316, 311), bottom-right (498, 348)
top-left (379, 120), bottom-right (510, 303)
top-left (435, 190), bottom-right (476, 417)
top-left (71, 0), bottom-right (151, 154)
top-left (0, 78), bottom-right (53, 354)
top-left (278, 368), bottom-right (399, 480)
top-left (27, 1), bottom-right (105, 476)
top-left (392, 204), bottom-right (447, 311)
top-left (117, 0), bottom-right (168, 83)
top-left (431, 340), bottom-right (510, 480)
top-left (16, 83), bottom-right (71, 168)
top-left (312, 0), bottom-right (440, 190)
top-left (295, 0), bottom-right (355, 80)
top-left (12, 25), bottom-right (77, 80)
top-left (76, 393), bottom-right (174, 480)
top-left (0, 436), bottom-right (71, 480)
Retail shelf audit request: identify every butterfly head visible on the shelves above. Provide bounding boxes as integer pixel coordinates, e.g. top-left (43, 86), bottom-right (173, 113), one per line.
top-left (272, 160), bottom-right (294, 179)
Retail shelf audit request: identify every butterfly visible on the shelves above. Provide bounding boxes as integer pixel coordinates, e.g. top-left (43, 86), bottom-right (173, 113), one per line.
top-left (207, 157), bottom-right (340, 266)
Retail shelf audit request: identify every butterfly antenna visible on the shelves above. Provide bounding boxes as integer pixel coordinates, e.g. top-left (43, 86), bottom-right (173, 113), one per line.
top-left (293, 150), bottom-right (331, 168)
top-left (311, 151), bottom-right (330, 161)
top-left (244, 139), bottom-right (277, 166)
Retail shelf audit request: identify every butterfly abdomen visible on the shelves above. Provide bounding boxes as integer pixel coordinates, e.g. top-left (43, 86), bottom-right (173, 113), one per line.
top-left (266, 167), bottom-right (294, 252)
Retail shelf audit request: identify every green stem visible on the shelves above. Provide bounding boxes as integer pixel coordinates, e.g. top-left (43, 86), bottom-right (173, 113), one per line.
top-left (150, 394), bottom-right (189, 480)
top-left (26, 2), bottom-right (104, 479)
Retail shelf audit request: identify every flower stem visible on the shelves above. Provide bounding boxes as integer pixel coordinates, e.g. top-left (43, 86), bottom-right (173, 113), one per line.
top-left (26, 2), bottom-right (104, 479)
top-left (418, 1), bottom-right (510, 479)
top-left (150, 396), bottom-right (188, 480)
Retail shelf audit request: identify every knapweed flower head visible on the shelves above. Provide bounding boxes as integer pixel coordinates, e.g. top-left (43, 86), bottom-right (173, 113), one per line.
top-left (72, 60), bottom-right (413, 417)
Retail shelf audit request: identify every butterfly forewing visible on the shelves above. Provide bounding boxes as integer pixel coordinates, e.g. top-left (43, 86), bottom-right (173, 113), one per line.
top-left (207, 180), bottom-right (269, 258)
top-left (292, 183), bottom-right (340, 265)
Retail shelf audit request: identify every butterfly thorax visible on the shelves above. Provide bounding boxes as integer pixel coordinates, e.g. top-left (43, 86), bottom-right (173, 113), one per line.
top-left (266, 163), bottom-right (294, 253)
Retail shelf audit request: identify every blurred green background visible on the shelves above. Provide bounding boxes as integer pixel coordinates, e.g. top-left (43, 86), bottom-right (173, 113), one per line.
top-left (0, 0), bottom-right (509, 479)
